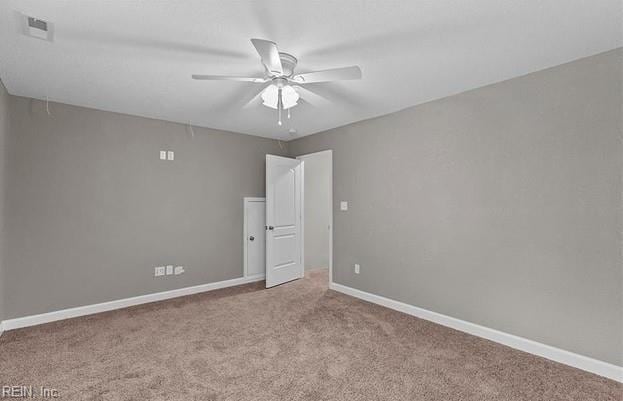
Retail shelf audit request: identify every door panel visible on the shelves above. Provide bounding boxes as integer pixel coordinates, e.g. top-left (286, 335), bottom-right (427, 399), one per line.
top-left (273, 233), bottom-right (297, 269)
top-left (274, 167), bottom-right (296, 227)
top-left (266, 155), bottom-right (303, 288)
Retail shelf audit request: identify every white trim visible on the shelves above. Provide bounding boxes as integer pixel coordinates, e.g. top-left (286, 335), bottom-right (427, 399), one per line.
top-left (243, 197), bottom-right (266, 278)
top-left (2, 275), bottom-right (265, 332)
top-left (297, 150), bottom-right (333, 283)
top-left (299, 160), bottom-right (305, 279)
top-left (244, 273), bottom-right (265, 282)
top-left (329, 282), bottom-right (623, 383)
top-left (0, 321), bottom-right (4, 337)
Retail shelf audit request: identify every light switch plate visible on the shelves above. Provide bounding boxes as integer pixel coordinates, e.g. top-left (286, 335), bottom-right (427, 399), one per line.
top-left (166, 265), bottom-right (173, 275)
top-left (354, 264), bottom-right (360, 274)
top-left (159, 151), bottom-right (167, 160)
top-left (167, 151), bottom-right (174, 161)
top-left (340, 201), bottom-right (348, 211)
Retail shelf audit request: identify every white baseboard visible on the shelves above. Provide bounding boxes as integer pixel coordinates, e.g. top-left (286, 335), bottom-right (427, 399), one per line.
top-left (2, 274), bottom-right (265, 332)
top-left (244, 273), bottom-right (266, 282)
top-left (329, 282), bottom-right (623, 383)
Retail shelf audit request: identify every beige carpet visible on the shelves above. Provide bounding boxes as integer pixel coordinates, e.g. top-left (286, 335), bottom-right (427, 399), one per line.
top-left (0, 269), bottom-right (620, 400)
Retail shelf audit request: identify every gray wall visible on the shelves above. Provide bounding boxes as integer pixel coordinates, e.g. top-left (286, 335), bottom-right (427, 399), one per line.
top-left (5, 97), bottom-right (286, 319)
top-left (0, 80), bottom-right (9, 324)
top-left (299, 151), bottom-right (331, 270)
top-left (289, 49), bottom-right (623, 366)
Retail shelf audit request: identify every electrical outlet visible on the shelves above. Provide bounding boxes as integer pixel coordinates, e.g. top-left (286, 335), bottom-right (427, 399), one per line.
top-left (174, 266), bottom-right (184, 275)
top-left (166, 265), bottom-right (173, 275)
top-left (159, 150), bottom-right (167, 160)
top-left (354, 264), bottom-right (360, 274)
top-left (154, 266), bottom-right (165, 277)
top-left (167, 151), bottom-right (174, 161)
top-left (340, 201), bottom-right (348, 211)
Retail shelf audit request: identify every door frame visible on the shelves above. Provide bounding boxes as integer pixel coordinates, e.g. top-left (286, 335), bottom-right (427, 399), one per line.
top-left (296, 149), bottom-right (333, 285)
top-left (243, 197), bottom-right (266, 279)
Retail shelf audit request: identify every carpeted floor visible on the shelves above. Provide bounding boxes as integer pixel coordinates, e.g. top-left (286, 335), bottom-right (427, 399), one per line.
top-left (0, 268), bottom-right (620, 400)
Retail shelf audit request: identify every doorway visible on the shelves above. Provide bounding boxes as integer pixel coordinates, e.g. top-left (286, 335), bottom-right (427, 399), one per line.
top-left (257, 151), bottom-right (333, 288)
top-left (297, 150), bottom-right (333, 283)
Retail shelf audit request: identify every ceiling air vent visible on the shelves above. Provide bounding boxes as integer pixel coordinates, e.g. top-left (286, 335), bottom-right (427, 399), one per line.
top-left (21, 14), bottom-right (54, 41)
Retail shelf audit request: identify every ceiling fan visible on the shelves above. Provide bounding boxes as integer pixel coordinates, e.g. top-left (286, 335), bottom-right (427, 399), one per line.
top-left (192, 38), bottom-right (362, 126)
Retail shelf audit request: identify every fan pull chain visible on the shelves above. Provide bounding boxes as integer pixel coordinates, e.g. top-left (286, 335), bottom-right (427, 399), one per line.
top-left (277, 88), bottom-right (283, 126)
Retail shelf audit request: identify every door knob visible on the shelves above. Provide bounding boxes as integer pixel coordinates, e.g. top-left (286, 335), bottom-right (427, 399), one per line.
top-left (266, 226), bottom-right (274, 230)
top-left (249, 236), bottom-right (255, 241)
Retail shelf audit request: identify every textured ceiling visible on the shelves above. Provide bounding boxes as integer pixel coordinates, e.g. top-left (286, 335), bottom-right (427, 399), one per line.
top-left (0, 0), bottom-right (621, 140)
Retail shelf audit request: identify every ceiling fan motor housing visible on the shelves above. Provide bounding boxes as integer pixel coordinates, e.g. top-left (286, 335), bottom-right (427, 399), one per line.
top-left (278, 53), bottom-right (297, 77)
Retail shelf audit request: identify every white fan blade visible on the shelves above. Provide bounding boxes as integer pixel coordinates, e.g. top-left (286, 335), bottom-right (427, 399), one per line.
top-left (192, 75), bottom-right (266, 83)
top-left (242, 84), bottom-right (271, 108)
top-left (293, 66), bottom-right (362, 84)
top-left (293, 85), bottom-right (329, 107)
top-left (250, 38), bottom-right (283, 75)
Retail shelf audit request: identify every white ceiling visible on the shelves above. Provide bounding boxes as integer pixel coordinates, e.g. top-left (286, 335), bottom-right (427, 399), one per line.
top-left (0, 1), bottom-right (621, 140)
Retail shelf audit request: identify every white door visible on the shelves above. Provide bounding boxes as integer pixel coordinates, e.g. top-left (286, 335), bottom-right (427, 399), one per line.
top-left (244, 198), bottom-right (265, 278)
top-left (265, 154), bottom-right (304, 288)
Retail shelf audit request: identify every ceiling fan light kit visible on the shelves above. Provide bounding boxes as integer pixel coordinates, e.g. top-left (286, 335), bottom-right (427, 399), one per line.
top-left (261, 80), bottom-right (299, 110)
top-left (192, 38), bottom-right (362, 127)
